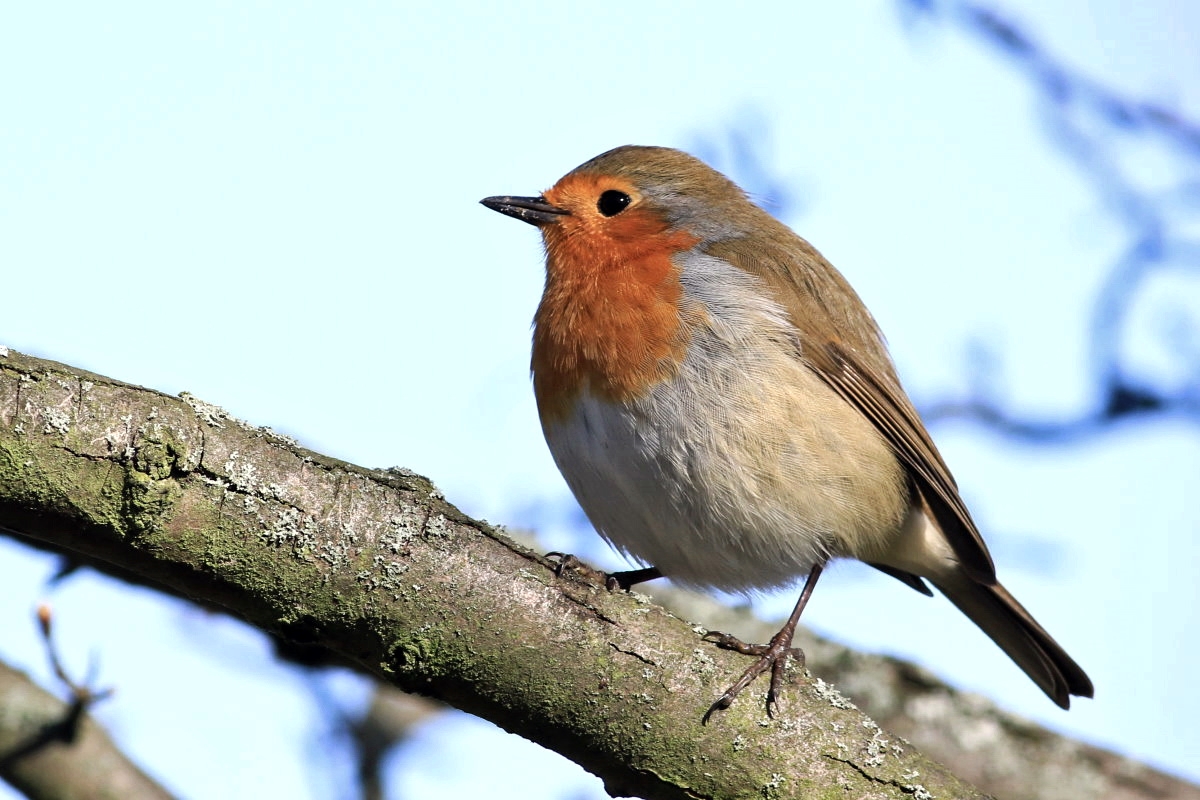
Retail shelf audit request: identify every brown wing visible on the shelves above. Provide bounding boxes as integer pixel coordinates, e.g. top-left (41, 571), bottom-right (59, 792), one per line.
top-left (707, 233), bottom-right (996, 585)
top-left (810, 340), bottom-right (995, 583)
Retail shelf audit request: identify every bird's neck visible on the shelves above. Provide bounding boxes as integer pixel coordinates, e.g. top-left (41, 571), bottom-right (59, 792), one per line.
top-left (532, 232), bottom-right (698, 424)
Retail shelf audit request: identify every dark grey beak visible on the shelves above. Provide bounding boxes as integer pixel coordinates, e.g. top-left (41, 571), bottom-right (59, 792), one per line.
top-left (480, 195), bottom-right (569, 227)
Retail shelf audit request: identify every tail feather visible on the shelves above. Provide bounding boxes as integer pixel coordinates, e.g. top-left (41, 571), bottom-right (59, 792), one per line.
top-left (932, 575), bottom-right (1094, 708)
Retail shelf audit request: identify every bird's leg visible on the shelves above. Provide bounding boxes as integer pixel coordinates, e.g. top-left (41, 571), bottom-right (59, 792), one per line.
top-left (702, 562), bottom-right (824, 723)
top-left (605, 566), bottom-right (663, 591)
top-left (545, 553), bottom-right (662, 591)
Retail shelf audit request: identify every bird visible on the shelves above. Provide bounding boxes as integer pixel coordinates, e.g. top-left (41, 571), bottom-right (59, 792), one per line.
top-left (481, 145), bottom-right (1093, 720)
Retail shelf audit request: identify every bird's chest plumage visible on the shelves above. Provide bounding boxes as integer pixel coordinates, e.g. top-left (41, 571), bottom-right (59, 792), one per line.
top-left (535, 252), bottom-right (908, 592)
top-left (530, 216), bottom-right (700, 422)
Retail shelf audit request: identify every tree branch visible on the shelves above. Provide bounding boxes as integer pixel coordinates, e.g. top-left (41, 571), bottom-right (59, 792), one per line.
top-left (651, 588), bottom-right (1200, 800)
top-left (0, 347), bottom-right (983, 799)
top-left (0, 659), bottom-right (176, 800)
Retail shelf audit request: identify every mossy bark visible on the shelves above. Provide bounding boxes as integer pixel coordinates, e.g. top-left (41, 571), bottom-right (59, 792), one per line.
top-left (0, 348), bottom-right (985, 799)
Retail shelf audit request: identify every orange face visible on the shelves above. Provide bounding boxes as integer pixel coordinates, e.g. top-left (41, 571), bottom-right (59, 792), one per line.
top-left (531, 172), bottom-right (701, 423)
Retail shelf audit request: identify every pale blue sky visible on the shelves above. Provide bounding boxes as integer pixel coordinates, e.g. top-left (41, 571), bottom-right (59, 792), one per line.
top-left (2, 2), bottom-right (1198, 797)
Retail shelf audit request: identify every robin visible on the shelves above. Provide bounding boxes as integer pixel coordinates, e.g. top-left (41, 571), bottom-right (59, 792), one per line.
top-left (482, 145), bottom-right (1093, 720)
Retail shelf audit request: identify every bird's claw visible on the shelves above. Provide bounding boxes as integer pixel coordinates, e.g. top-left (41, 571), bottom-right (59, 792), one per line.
top-left (544, 551), bottom-right (585, 579)
top-left (701, 629), bottom-right (805, 724)
top-left (546, 554), bottom-right (660, 592)
top-left (545, 552), bottom-right (637, 591)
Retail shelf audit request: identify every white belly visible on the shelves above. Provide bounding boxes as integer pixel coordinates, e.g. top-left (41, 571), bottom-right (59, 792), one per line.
top-left (541, 313), bottom-right (908, 593)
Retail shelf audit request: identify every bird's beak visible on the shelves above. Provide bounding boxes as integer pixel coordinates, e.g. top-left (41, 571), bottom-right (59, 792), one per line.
top-left (480, 195), bottom-right (568, 227)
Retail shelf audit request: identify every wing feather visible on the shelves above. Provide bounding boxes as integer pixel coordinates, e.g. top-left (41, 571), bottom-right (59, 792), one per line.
top-left (706, 236), bottom-right (996, 584)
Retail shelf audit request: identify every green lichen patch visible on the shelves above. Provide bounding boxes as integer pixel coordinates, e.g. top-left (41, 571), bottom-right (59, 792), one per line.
top-left (122, 428), bottom-right (191, 535)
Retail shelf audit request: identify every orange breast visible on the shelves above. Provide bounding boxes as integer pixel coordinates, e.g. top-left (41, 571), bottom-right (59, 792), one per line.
top-left (531, 193), bottom-right (700, 424)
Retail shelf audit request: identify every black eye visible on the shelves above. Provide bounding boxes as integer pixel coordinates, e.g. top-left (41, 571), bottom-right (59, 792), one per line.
top-left (597, 190), bottom-right (632, 217)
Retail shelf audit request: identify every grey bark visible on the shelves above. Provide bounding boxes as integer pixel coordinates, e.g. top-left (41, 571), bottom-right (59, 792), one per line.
top-left (0, 347), bottom-right (981, 799)
top-left (651, 588), bottom-right (1200, 800)
top-left (1, 346), bottom-right (1193, 800)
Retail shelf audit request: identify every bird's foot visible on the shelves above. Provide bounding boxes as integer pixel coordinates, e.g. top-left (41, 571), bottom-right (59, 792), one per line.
top-left (701, 629), bottom-right (805, 724)
top-left (545, 551), bottom-right (586, 578)
top-left (544, 553), bottom-right (662, 591)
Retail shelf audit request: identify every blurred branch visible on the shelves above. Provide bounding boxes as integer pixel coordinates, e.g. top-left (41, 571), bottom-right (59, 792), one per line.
top-left (0, 658), bottom-right (175, 800)
top-left (300, 667), bottom-right (445, 800)
top-left (346, 685), bottom-right (442, 800)
top-left (901, 0), bottom-right (1200, 439)
top-left (0, 348), bottom-right (987, 799)
top-left (33, 602), bottom-right (113, 712)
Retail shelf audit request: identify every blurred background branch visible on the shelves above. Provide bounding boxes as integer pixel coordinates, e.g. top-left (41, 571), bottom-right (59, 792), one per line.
top-left (0, 656), bottom-right (174, 800)
top-left (900, 0), bottom-right (1200, 439)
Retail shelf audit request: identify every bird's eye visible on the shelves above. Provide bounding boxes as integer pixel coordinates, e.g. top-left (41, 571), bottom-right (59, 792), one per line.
top-left (597, 190), bottom-right (632, 217)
